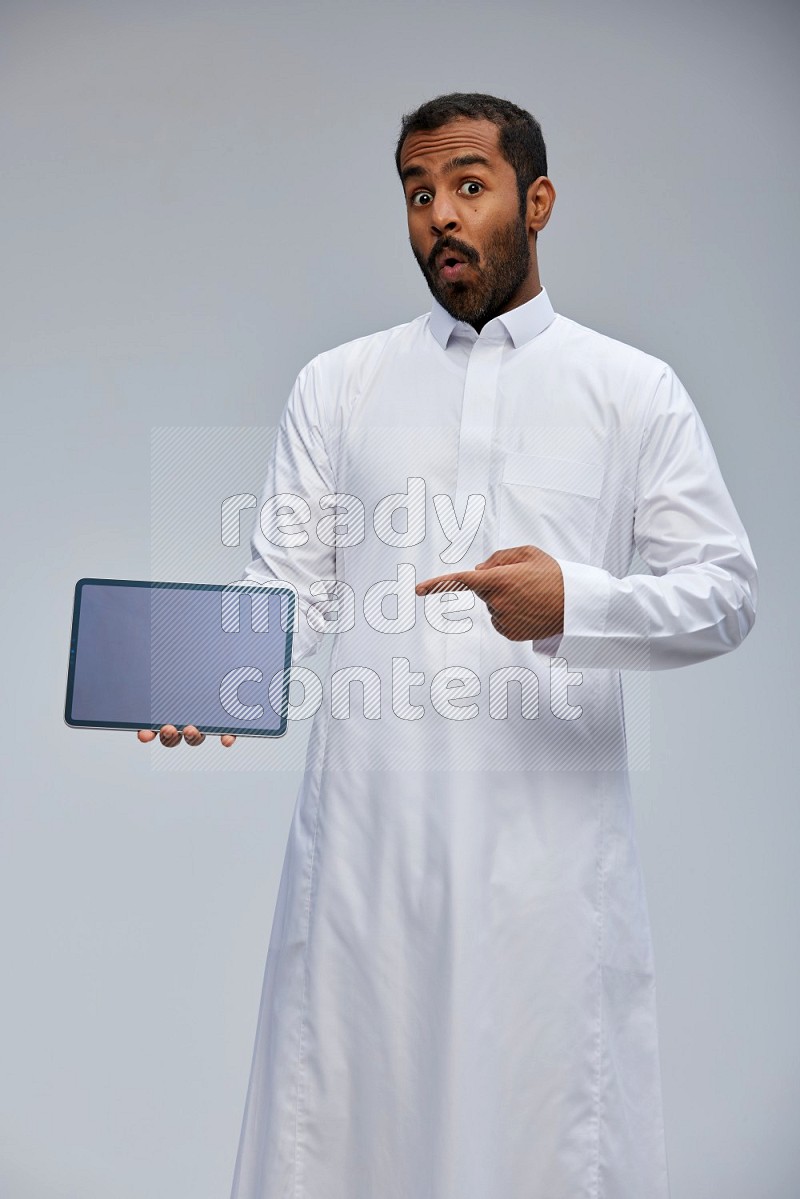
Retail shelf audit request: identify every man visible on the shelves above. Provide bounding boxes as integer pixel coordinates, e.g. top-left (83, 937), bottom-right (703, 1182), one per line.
top-left (140, 93), bottom-right (757, 1198)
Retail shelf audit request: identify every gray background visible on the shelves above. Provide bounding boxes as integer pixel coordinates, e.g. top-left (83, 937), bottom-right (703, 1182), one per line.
top-left (1, 1), bottom-right (797, 1196)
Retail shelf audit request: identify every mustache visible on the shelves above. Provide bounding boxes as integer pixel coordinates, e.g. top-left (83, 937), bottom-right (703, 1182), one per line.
top-left (427, 237), bottom-right (479, 271)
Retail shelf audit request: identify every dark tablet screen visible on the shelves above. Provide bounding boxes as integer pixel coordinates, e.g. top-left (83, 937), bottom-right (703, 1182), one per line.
top-left (65, 578), bottom-right (295, 736)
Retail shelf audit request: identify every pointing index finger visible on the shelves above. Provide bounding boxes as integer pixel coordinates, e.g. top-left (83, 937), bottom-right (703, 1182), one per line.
top-left (415, 570), bottom-right (490, 597)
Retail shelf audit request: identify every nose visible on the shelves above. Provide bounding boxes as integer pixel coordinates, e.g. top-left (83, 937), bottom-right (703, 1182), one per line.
top-left (429, 191), bottom-right (460, 236)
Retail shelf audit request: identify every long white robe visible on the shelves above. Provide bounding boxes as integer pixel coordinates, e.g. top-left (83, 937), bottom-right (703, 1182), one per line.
top-left (230, 288), bottom-right (757, 1198)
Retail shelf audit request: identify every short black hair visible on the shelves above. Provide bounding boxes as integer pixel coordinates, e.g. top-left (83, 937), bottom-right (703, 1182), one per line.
top-left (395, 92), bottom-right (548, 215)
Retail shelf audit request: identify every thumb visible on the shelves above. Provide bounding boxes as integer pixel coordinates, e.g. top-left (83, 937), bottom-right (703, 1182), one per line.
top-left (475, 545), bottom-right (537, 569)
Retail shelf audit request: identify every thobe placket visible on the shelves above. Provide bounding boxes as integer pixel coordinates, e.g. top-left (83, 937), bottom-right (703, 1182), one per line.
top-left (446, 325), bottom-right (506, 674)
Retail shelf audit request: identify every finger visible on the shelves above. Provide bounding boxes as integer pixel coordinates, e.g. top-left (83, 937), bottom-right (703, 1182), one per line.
top-left (416, 571), bottom-right (487, 597)
top-left (475, 545), bottom-right (537, 569)
top-left (221, 734), bottom-right (237, 747)
top-left (183, 725), bottom-right (206, 747)
top-left (137, 729), bottom-right (157, 743)
top-left (415, 575), bottom-right (468, 595)
top-left (159, 724), bottom-right (182, 748)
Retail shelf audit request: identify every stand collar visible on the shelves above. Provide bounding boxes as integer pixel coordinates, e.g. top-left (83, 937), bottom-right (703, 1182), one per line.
top-left (429, 286), bottom-right (556, 350)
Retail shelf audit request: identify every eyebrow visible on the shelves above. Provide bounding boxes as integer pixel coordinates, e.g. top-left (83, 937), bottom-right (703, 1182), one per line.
top-left (400, 153), bottom-right (493, 186)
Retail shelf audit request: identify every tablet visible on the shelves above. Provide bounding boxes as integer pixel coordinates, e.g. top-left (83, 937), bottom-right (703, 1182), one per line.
top-left (65, 578), bottom-right (296, 737)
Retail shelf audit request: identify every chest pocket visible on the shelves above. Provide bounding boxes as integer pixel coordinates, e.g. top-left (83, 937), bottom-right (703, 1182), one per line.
top-left (498, 451), bottom-right (604, 562)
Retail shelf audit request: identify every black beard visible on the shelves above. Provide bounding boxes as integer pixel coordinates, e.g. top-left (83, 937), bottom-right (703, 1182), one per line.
top-left (411, 213), bottom-right (532, 330)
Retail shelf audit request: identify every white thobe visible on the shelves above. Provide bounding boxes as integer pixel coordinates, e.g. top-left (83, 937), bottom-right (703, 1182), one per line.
top-left (230, 288), bottom-right (757, 1199)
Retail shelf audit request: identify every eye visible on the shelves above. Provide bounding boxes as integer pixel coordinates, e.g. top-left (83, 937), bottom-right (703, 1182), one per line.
top-left (459, 180), bottom-right (484, 197)
top-left (410, 190), bottom-right (433, 207)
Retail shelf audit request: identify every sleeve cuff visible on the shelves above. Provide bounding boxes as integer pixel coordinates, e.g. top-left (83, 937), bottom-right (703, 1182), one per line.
top-left (531, 558), bottom-right (611, 659)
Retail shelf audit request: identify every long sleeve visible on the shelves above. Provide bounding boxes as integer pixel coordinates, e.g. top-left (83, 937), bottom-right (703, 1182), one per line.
top-left (540, 365), bottom-right (758, 670)
top-left (239, 359), bottom-right (338, 664)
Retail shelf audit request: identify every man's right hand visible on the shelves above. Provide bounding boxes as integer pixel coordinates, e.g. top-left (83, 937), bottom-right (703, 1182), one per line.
top-left (137, 725), bottom-right (236, 748)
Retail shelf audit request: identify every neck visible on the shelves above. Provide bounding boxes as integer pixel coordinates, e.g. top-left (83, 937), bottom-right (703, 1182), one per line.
top-left (495, 260), bottom-right (543, 318)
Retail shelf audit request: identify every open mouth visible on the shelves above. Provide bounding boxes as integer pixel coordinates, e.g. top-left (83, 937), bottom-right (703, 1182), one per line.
top-left (439, 259), bottom-right (468, 282)
top-left (436, 249), bottom-right (467, 270)
top-left (436, 250), bottom-right (471, 281)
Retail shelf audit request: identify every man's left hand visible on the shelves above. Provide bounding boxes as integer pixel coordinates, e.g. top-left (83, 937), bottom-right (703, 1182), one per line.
top-left (416, 545), bottom-right (565, 641)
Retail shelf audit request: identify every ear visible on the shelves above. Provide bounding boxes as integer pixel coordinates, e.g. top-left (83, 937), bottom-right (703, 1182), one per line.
top-left (525, 176), bottom-right (556, 237)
